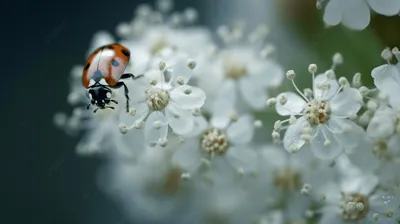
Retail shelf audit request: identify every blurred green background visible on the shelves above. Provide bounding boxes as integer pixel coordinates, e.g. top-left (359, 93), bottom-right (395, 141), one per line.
top-left (278, 0), bottom-right (400, 87)
top-left (254, 0), bottom-right (400, 142)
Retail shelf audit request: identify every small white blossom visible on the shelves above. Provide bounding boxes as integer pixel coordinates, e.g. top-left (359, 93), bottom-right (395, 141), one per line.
top-left (371, 48), bottom-right (400, 110)
top-left (316, 161), bottom-right (400, 224)
top-left (121, 58), bottom-right (206, 144)
top-left (321, 0), bottom-right (400, 30)
top-left (258, 146), bottom-right (336, 223)
top-left (172, 114), bottom-right (257, 178)
top-left (274, 60), bottom-right (364, 159)
top-left (196, 40), bottom-right (284, 114)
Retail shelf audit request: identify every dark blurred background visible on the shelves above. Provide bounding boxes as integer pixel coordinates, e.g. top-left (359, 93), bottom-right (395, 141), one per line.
top-left (3, 0), bottom-right (400, 223)
top-left (3, 0), bottom-right (208, 223)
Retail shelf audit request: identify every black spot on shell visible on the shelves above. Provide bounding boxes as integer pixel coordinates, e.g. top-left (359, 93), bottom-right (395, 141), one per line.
top-left (121, 49), bottom-right (130, 57)
top-left (106, 45), bottom-right (114, 49)
top-left (84, 63), bottom-right (90, 70)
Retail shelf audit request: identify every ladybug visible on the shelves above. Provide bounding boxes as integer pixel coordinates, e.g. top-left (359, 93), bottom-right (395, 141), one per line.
top-left (82, 43), bottom-right (142, 113)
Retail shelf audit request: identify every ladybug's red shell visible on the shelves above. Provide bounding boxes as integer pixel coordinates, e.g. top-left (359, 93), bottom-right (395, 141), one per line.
top-left (82, 44), bottom-right (130, 88)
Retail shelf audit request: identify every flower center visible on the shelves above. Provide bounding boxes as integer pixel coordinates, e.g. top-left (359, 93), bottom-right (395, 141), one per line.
top-left (340, 192), bottom-right (369, 222)
top-left (373, 140), bottom-right (391, 161)
top-left (273, 166), bottom-right (302, 191)
top-left (146, 87), bottom-right (170, 111)
top-left (162, 167), bottom-right (182, 195)
top-left (304, 99), bottom-right (331, 126)
top-left (150, 38), bottom-right (168, 55)
top-left (200, 128), bottom-right (229, 156)
top-left (222, 55), bottom-right (248, 79)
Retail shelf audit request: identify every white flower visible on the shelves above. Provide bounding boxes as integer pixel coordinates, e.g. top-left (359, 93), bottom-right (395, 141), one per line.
top-left (274, 59), bottom-right (364, 159)
top-left (120, 26), bottom-right (213, 76)
top-left (196, 46), bottom-right (284, 117)
top-left (367, 105), bottom-right (399, 139)
top-left (316, 161), bottom-right (400, 224)
top-left (120, 58), bottom-right (206, 145)
top-left (203, 180), bottom-right (267, 224)
top-left (370, 135), bottom-right (400, 193)
top-left (371, 48), bottom-right (400, 110)
top-left (172, 114), bottom-right (258, 180)
top-left (115, 0), bottom-right (213, 67)
top-left (339, 139), bottom-right (379, 177)
top-left (259, 145), bottom-right (336, 222)
top-left (321, 0), bottom-right (400, 30)
top-left (97, 145), bottom-right (205, 223)
top-left (55, 64), bottom-right (144, 157)
top-left (99, 137), bottom-right (264, 224)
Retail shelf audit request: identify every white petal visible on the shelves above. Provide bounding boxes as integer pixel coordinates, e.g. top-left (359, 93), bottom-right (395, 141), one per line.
top-left (121, 42), bottom-right (151, 75)
top-left (372, 64), bottom-right (400, 82)
top-left (227, 114), bottom-right (254, 145)
top-left (388, 135), bottom-right (400, 155)
top-left (166, 102), bottom-right (194, 135)
top-left (169, 57), bottom-right (193, 85)
top-left (323, 0), bottom-right (342, 26)
top-left (226, 146), bottom-right (258, 172)
top-left (195, 60), bottom-right (225, 100)
top-left (313, 73), bottom-right (339, 100)
top-left (368, 0), bottom-right (400, 16)
top-left (366, 106), bottom-right (396, 139)
top-left (372, 64), bottom-right (400, 109)
top-left (239, 76), bottom-right (268, 110)
top-left (369, 190), bottom-right (400, 213)
top-left (128, 103), bottom-right (149, 121)
top-left (250, 60), bottom-right (284, 87)
top-left (209, 157), bottom-right (237, 184)
top-left (144, 69), bottom-right (167, 85)
top-left (335, 154), bottom-right (363, 178)
top-left (319, 206), bottom-right (339, 224)
top-left (328, 117), bottom-right (365, 151)
top-left (171, 138), bottom-right (202, 173)
top-left (170, 85), bottom-right (206, 109)
top-left (330, 87), bottom-right (362, 117)
top-left (283, 117), bottom-right (308, 152)
top-left (310, 125), bottom-right (343, 160)
top-left (319, 182), bottom-right (342, 204)
top-left (185, 115), bottom-right (208, 138)
top-left (342, 174), bottom-right (378, 195)
top-left (275, 92), bottom-right (306, 116)
top-left (210, 79), bottom-right (236, 129)
top-left (144, 111), bottom-right (168, 144)
top-left (346, 139), bottom-right (379, 173)
top-left (260, 147), bottom-right (288, 169)
top-left (341, 0), bottom-right (371, 30)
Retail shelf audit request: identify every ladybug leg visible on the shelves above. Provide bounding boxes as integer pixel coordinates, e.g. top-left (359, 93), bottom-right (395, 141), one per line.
top-left (110, 82), bottom-right (130, 112)
top-left (120, 73), bottom-right (144, 80)
top-left (86, 103), bottom-right (91, 110)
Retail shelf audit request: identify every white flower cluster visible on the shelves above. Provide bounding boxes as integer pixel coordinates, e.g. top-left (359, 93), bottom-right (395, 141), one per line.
top-left (317, 0), bottom-right (400, 30)
top-left (54, 0), bottom-right (400, 223)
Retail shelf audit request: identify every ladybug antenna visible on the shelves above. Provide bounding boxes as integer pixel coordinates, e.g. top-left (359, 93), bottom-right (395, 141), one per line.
top-left (86, 103), bottom-right (91, 110)
top-left (106, 106), bottom-right (115, 110)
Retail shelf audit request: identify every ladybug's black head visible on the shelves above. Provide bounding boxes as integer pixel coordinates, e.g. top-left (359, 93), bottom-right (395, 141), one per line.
top-left (87, 85), bottom-right (117, 113)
